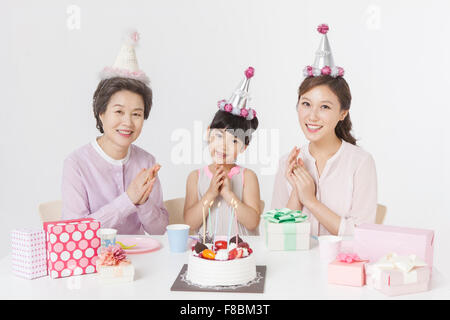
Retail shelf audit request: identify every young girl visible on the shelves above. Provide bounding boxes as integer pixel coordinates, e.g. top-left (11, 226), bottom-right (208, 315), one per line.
top-left (184, 67), bottom-right (261, 237)
top-left (271, 24), bottom-right (377, 237)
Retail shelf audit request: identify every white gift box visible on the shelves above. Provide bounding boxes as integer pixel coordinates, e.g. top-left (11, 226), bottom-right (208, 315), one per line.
top-left (96, 260), bottom-right (135, 284)
top-left (11, 228), bottom-right (47, 279)
top-left (263, 220), bottom-right (311, 251)
top-left (365, 253), bottom-right (431, 296)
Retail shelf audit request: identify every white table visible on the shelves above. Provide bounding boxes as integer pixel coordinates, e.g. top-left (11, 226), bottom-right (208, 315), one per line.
top-left (0, 235), bottom-right (448, 300)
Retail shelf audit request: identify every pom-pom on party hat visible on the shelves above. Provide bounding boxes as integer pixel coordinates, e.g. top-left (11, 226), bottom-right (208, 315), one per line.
top-left (303, 24), bottom-right (345, 78)
top-left (99, 29), bottom-right (150, 85)
top-left (217, 67), bottom-right (257, 120)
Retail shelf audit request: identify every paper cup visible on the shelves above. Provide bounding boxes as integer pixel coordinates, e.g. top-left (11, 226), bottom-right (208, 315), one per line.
top-left (166, 224), bottom-right (190, 253)
top-left (98, 228), bottom-right (117, 249)
top-left (318, 235), bottom-right (342, 263)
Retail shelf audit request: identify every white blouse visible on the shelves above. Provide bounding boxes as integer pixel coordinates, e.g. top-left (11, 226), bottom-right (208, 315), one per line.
top-left (271, 141), bottom-right (378, 236)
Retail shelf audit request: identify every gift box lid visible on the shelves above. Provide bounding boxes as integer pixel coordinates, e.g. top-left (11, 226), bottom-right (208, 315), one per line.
top-left (43, 217), bottom-right (99, 232)
top-left (11, 228), bottom-right (45, 235)
top-left (354, 223), bottom-right (434, 267)
top-left (356, 223), bottom-right (434, 237)
top-left (329, 259), bottom-right (366, 270)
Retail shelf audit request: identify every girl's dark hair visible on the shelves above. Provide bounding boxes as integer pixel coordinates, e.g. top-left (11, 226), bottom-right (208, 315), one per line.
top-left (209, 110), bottom-right (259, 146)
top-left (93, 77), bottom-right (153, 133)
top-left (298, 75), bottom-right (356, 145)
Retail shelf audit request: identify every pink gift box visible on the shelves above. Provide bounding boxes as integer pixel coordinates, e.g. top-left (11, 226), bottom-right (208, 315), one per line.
top-left (11, 228), bottom-right (47, 279)
top-left (328, 259), bottom-right (366, 287)
top-left (354, 224), bottom-right (434, 268)
top-left (43, 218), bottom-right (101, 279)
top-left (366, 265), bottom-right (431, 296)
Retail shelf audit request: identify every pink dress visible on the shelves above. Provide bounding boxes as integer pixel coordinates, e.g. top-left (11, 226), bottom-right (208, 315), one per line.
top-left (61, 139), bottom-right (169, 235)
top-left (271, 141), bottom-right (377, 236)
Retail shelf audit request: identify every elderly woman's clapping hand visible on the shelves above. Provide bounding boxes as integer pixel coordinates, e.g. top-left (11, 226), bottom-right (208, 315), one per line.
top-left (127, 164), bottom-right (161, 205)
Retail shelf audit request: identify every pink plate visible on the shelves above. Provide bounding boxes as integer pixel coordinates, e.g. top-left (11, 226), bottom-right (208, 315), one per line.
top-left (116, 235), bottom-right (161, 254)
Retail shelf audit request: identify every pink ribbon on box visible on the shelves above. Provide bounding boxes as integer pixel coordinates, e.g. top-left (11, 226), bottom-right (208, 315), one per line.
top-left (336, 252), bottom-right (366, 263)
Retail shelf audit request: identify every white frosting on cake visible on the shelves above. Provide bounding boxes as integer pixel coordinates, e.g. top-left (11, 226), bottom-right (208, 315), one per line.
top-left (186, 253), bottom-right (256, 286)
top-left (215, 249), bottom-right (228, 261)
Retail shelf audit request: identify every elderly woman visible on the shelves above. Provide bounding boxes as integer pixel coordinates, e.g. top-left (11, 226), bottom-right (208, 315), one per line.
top-left (61, 31), bottom-right (168, 234)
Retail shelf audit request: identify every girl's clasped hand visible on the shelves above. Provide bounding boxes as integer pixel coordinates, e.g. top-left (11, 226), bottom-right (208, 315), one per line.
top-left (206, 165), bottom-right (234, 203)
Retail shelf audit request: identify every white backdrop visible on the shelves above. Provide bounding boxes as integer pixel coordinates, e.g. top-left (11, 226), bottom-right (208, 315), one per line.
top-left (1, 0), bottom-right (449, 261)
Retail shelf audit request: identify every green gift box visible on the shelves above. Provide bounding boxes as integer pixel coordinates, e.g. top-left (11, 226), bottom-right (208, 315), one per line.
top-left (262, 209), bottom-right (311, 251)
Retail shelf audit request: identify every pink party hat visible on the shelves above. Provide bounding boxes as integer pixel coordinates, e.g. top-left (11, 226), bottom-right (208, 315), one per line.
top-left (99, 29), bottom-right (150, 85)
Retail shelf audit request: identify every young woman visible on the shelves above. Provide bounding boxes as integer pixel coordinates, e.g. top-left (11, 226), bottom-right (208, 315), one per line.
top-left (61, 31), bottom-right (168, 235)
top-left (271, 25), bottom-right (377, 236)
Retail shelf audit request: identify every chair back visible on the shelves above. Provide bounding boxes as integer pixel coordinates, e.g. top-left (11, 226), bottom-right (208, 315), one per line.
top-left (375, 204), bottom-right (387, 224)
top-left (164, 197), bottom-right (186, 225)
top-left (38, 200), bottom-right (63, 222)
top-left (259, 200), bottom-right (265, 214)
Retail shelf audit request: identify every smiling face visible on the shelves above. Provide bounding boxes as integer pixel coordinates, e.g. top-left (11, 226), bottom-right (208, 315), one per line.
top-left (208, 128), bottom-right (246, 164)
top-left (297, 84), bottom-right (349, 144)
top-left (99, 90), bottom-right (145, 150)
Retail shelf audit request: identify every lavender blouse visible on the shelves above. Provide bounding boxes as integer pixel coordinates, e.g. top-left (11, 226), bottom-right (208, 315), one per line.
top-left (61, 139), bottom-right (169, 235)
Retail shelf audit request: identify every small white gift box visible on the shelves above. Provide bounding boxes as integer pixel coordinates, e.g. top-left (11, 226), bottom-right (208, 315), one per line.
top-left (11, 228), bottom-right (47, 279)
top-left (366, 253), bottom-right (431, 296)
top-left (96, 260), bottom-right (135, 284)
top-left (262, 209), bottom-right (311, 251)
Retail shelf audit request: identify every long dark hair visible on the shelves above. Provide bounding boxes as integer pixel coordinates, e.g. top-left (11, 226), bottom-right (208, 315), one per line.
top-left (298, 75), bottom-right (356, 145)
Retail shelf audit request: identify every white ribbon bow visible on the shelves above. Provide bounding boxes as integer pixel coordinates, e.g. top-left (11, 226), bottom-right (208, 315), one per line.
top-left (367, 253), bottom-right (427, 285)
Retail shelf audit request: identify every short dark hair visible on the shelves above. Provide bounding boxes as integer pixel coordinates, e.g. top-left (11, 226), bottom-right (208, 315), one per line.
top-left (93, 77), bottom-right (153, 133)
top-left (209, 110), bottom-right (259, 146)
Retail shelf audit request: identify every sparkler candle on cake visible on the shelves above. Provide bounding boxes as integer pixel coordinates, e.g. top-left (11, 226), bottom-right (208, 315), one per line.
top-left (200, 200), bottom-right (214, 245)
top-left (213, 201), bottom-right (221, 244)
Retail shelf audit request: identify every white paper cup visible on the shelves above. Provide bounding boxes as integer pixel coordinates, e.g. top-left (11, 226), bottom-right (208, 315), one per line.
top-left (318, 235), bottom-right (342, 263)
top-left (166, 224), bottom-right (190, 253)
top-left (98, 228), bottom-right (117, 249)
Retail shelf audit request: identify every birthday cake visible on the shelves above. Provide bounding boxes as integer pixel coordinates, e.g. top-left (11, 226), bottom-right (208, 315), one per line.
top-left (186, 235), bottom-right (256, 287)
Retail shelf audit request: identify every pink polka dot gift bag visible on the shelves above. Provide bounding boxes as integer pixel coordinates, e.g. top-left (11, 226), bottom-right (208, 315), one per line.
top-left (43, 218), bottom-right (101, 279)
